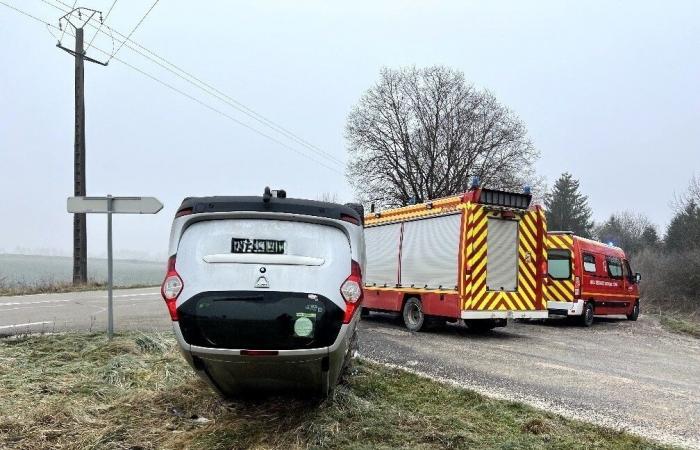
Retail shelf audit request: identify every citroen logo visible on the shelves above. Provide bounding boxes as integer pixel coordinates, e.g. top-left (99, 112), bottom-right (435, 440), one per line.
top-left (255, 276), bottom-right (269, 288)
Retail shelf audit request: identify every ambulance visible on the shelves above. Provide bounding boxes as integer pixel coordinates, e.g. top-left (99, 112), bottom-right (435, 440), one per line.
top-left (546, 232), bottom-right (641, 326)
top-left (362, 185), bottom-right (549, 332)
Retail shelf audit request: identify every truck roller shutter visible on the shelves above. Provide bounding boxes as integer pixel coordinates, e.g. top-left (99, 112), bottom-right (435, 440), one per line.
top-left (365, 223), bottom-right (401, 286)
top-left (400, 214), bottom-right (461, 289)
top-left (486, 218), bottom-right (519, 292)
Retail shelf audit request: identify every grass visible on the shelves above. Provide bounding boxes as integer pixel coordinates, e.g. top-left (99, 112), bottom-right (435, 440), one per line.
top-left (0, 280), bottom-right (157, 297)
top-left (658, 315), bottom-right (700, 338)
top-left (0, 333), bottom-right (668, 450)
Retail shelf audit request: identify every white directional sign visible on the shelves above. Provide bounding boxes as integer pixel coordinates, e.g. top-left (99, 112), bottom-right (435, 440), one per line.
top-left (67, 196), bottom-right (163, 214)
top-left (66, 195), bottom-right (163, 339)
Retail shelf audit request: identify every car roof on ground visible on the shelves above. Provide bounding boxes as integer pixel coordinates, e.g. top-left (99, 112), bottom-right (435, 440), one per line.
top-left (177, 196), bottom-right (362, 224)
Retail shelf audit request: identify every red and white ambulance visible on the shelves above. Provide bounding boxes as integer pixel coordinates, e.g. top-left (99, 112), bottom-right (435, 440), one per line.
top-left (546, 232), bottom-right (641, 326)
top-left (362, 186), bottom-right (549, 332)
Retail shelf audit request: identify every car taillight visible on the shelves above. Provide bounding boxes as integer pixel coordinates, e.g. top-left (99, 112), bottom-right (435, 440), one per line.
top-left (340, 214), bottom-right (360, 225)
top-left (175, 207), bottom-right (193, 218)
top-left (161, 255), bottom-right (183, 321)
top-left (341, 260), bottom-right (363, 324)
top-left (574, 276), bottom-right (581, 297)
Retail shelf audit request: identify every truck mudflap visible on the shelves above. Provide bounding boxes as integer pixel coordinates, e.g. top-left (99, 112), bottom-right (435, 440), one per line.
top-left (177, 291), bottom-right (344, 350)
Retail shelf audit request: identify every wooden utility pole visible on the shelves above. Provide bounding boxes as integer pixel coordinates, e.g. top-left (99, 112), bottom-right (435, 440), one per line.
top-left (73, 27), bottom-right (87, 284)
top-left (56, 7), bottom-right (108, 284)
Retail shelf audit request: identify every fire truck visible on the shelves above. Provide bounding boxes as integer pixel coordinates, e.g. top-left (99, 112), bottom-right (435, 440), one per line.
top-left (361, 186), bottom-right (549, 332)
top-left (546, 232), bottom-right (641, 326)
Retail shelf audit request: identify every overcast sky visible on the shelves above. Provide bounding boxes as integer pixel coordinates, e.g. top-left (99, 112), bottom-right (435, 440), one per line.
top-left (1, 0), bottom-right (698, 260)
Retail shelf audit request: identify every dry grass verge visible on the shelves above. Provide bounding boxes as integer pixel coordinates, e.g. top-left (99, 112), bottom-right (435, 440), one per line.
top-left (0, 281), bottom-right (156, 297)
top-left (0, 333), bottom-right (669, 449)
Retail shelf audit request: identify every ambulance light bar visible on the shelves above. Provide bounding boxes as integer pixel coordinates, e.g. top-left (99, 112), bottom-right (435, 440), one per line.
top-left (479, 189), bottom-right (531, 209)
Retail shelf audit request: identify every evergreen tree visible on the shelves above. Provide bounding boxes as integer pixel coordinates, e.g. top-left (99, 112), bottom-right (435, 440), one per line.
top-left (640, 225), bottom-right (660, 249)
top-left (665, 201), bottom-right (700, 252)
top-left (545, 172), bottom-right (594, 238)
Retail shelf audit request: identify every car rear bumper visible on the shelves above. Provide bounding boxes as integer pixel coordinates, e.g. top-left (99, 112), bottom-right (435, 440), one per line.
top-left (171, 318), bottom-right (356, 397)
top-left (460, 310), bottom-right (548, 319)
top-left (547, 299), bottom-right (584, 316)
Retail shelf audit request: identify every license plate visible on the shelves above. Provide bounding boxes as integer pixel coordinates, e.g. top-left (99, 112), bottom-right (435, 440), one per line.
top-left (231, 238), bottom-right (285, 254)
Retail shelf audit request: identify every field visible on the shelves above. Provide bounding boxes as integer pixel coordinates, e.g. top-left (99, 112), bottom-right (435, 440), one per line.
top-left (0, 332), bottom-right (667, 450)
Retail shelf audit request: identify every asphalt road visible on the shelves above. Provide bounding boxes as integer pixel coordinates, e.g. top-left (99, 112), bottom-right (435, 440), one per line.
top-left (1, 287), bottom-right (698, 448)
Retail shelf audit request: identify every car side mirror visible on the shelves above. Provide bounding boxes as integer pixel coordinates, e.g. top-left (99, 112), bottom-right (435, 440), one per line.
top-left (634, 273), bottom-right (641, 283)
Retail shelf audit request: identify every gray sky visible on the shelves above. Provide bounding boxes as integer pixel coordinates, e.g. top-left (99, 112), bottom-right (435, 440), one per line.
top-left (1, 0), bottom-right (698, 261)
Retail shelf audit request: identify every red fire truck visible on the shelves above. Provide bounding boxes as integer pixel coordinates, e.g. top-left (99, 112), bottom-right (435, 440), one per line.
top-left (546, 232), bottom-right (641, 326)
top-left (361, 186), bottom-right (549, 332)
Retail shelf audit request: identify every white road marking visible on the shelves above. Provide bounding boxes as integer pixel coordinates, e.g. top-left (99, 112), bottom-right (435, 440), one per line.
top-left (0, 321), bottom-right (52, 330)
top-left (0, 292), bottom-right (160, 307)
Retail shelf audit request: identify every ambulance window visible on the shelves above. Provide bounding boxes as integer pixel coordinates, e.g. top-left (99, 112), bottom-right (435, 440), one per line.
top-left (583, 253), bottom-right (597, 273)
top-left (548, 249), bottom-right (571, 280)
top-left (606, 257), bottom-right (623, 279)
top-left (623, 259), bottom-right (634, 280)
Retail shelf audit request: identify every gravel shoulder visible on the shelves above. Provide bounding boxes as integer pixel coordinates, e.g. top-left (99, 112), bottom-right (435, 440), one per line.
top-left (359, 314), bottom-right (700, 449)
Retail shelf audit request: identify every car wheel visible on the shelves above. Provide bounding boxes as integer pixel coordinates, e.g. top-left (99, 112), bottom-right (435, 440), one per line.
top-left (627, 301), bottom-right (640, 321)
top-left (360, 307), bottom-right (370, 318)
top-left (580, 302), bottom-right (594, 327)
top-left (402, 297), bottom-right (424, 332)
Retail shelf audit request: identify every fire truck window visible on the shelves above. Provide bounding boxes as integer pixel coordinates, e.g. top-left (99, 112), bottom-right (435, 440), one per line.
top-left (547, 249), bottom-right (571, 280)
top-left (583, 253), bottom-right (597, 273)
top-left (607, 257), bottom-right (623, 279)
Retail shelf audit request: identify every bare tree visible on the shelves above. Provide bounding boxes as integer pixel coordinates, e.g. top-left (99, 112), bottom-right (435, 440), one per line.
top-left (672, 173), bottom-right (700, 212)
top-left (316, 192), bottom-right (339, 203)
top-left (594, 211), bottom-right (659, 255)
top-left (346, 66), bottom-right (539, 207)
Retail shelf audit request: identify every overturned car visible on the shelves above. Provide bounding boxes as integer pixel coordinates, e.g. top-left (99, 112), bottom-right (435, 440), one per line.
top-left (161, 188), bottom-right (365, 397)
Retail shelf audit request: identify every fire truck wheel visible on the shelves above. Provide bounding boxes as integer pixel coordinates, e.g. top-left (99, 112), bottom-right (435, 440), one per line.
top-left (627, 301), bottom-right (640, 321)
top-left (402, 297), bottom-right (425, 332)
top-left (581, 302), bottom-right (594, 327)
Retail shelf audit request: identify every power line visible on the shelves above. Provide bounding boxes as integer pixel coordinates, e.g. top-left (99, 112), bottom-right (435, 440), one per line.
top-left (86, 0), bottom-right (116, 51)
top-left (0, 0), bottom-right (52, 24)
top-left (37, 0), bottom-right (346, 168)
top-left (58, 0), bottom-right (75, 42)
top-left (0, 1), bottom-right (345, 176)
top-left (108, 0), bottom-right (158, 62)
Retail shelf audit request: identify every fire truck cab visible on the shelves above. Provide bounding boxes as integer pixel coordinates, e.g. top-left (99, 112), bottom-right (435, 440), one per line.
top-left (362, 186), bottom-right (549, 332)
top-left (546, 232), bottom-right (641, 326)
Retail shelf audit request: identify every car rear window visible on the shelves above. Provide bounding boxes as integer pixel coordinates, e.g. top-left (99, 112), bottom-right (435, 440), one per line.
top-left (548, 249), bottom-right (572, 280)
top-left (178, 291), bottom-right (344, 350)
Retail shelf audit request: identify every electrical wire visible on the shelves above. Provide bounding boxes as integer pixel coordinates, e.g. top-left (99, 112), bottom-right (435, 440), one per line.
top-left (58, 0), bottom-right (75, 43)
top-left (0, 0), bottom-right (345, 176)
top-left (86, 0), bottom-right (116, 51)
top-left (37, 0), bottom-right (346, 168)
top-left (108, 0), bottom-right (158, 62)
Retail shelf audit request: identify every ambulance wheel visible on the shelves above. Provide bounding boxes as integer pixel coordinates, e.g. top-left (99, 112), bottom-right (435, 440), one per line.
top-left (402, 297), bottom-right (425, 332)
top-left (580, 302), bottom-right (594, 327)
top-left (627, 301), bottom-right (640, 321)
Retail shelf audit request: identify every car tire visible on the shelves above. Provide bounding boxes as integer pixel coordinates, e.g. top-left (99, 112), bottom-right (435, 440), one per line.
top-left (402, 297), bottom-right (425, 332)
top-left (360, 307), bottom-right (370, 318)
top-left (627, 301), bottom-right (640, 321)
top-left (580, 302), bottom-right (594, 327)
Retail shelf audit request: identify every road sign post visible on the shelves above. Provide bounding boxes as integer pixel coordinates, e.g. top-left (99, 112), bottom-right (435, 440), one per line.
top-left (67, 196), bottom-right (163, 339)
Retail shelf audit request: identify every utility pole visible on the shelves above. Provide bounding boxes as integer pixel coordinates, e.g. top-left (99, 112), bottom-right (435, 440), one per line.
top-left (73, 27), bottom-right (87, 284)
top-left (56, 7), bottom-right (108, 284)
